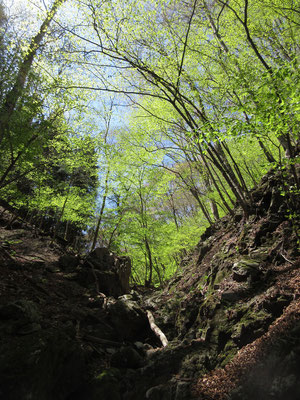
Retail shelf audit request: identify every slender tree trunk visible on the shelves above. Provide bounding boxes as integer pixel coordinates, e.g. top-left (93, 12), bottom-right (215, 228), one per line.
top-left (205, 143), bottom-right (250, 213)
top-left (153, 258), bottom-right (163, 287)
top-left (28, 210), bottom-right (35, 225)
top-left (190, 187), bottom-right (213, 224)
top-left (91, 169), bottom-right (110, 251)
top-left (91, 99), bottom-right (114, 250)
top-left (107, 215), bottom-right (123, 249)
top-left (144, 236), bottom-right (153, 287)
top-left (201, 155), bottom-right (234, 214)
top-left (64, 220), bottom-right (69, 241)
top-left (53, 185), bottom-right (70, 240)
top-left (168, 192), bottom-right (179, 230)
top-left (38, 214), bottom-right (44, 230)
top-left (221, 141), bottom-right (249, 194)
top-left (257, 137), bottom-right (276, 164)
top-left (213, 141), bottom-right (248, 201)
top-left (209, 163), bottom-right (235, 206)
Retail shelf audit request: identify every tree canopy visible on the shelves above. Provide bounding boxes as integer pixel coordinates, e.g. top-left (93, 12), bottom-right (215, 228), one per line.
top-left (0, 0), bottom-right (299, 285)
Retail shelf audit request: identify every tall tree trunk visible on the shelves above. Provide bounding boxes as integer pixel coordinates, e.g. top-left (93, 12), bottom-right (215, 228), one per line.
top-left (0, 0), bottom-right (66, 145)
top-left (219, 0), bottom-right (295, 158)
top-left (91, 99), bottom-right (114, 250)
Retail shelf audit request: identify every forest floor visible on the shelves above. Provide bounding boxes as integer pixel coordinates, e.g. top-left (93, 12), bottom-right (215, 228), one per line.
top-left (0, 166), bottom-right (299, 400)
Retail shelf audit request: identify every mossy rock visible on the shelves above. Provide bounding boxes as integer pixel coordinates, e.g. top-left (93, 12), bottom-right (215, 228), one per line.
top-left (232, 259), bottom-right (260, 282)
top-left (231, 308), bottom-right (272, 347)
top-left (249, 247), bottom-right (269, 261)
top-left (176, 300), bottom-right (200, 336)
top-left (214, 268), bottom-right (229, 286)
top-left (180, 352), bottom-right (210, 378)
top-left (219, 340), bottom-right (239, 367)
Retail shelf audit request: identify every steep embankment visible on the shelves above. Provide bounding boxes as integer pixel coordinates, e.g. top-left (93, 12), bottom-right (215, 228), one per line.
top-left (140, 168), bottom-right (300, 399)
top-left (0, 166), bottom-right (299, 400)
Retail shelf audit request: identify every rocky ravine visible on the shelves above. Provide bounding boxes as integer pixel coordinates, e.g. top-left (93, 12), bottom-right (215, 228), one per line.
top-left (0, 167), bottom-right (299, 400)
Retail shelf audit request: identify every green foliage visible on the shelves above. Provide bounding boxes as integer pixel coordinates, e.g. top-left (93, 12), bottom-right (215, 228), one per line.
top-left (0, 0), bottom-right (299, 282)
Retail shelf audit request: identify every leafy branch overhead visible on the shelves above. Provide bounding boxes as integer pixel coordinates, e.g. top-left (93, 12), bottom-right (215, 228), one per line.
top-left (0, 0), bottom-right (299, 285)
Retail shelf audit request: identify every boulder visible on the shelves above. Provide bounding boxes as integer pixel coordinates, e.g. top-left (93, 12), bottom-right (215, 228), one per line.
top-left (78, 247), bottom-right (131, 297)
top-left (114, 256), bottom-right (131, 294)
top-left (108, 298), bottom-right (152, 341)
top-left (232, 259), bottom-right (260, 282)
top-left (87, 247), bottom-right (115, 271)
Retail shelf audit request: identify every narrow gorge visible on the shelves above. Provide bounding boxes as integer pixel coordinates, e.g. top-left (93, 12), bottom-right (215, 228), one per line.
top-left (0, 164), bottom-right (299, 400)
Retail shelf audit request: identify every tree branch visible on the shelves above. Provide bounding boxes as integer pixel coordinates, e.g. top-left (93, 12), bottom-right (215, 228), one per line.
top-left (175, 0), bottom-right (198, 99)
